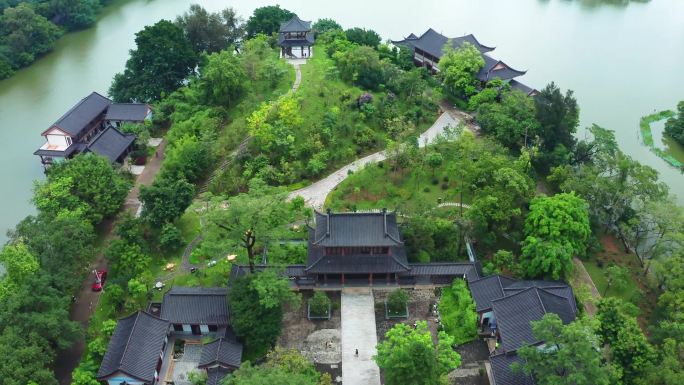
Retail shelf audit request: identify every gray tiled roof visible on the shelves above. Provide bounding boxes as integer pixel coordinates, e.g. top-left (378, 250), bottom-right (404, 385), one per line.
top-left (509, 80), bottom-right (538, 96)
top-left (105, 103), bottom-right (150, 122)
top-left (312, 211), bottom-right (403, 247)
top-left (97, 311), bottom-right (169, 382)
top-left (161, 287), bottom-right (229, 325)
top-left (50, 92), bottom-right (111, 137)
top-left (503, 280), bottom-right (577, 315)
top-left (199, 338), bottom-right (243, 369)
top-left (392, 28), bottom-right (494, 59)
top-left (279, 15), bottom-right (311, 32)
top-left (86, 126), bottom-right (135, 163)
top-left (306, 252), bottom-right (410, 274)
top-left (207, 367), bottom-right (232, 385)
top-left (469, 275), bottom-right (517, 312)
top-left (492, 287), bottom-right (576, 352)
top-left (477, 55), bottom-right (526, 82)
top-left (406, 263), bottom-right (478, 280)
top-left (490, 352), bottom-right (535, 385)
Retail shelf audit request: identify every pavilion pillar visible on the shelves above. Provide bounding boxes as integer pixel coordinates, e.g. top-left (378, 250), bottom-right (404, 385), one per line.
top-left (324, 274), bottom-right (327, 286)
top-left (386, 273), bottom-right (390, 285)
top-left (369, 274), bottom-right (373, 287)
top-left (341, 274), bottom-right (345, 286)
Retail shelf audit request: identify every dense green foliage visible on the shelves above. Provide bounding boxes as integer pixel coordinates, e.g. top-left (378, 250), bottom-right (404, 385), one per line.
top-left (439, 280), bottom-right (478, 344)
top-left (533, 82), bottom-right (580, 170)
top-left (109, 20), bottom-right (198, 102)
top-left (308, 291), bottom-right (331, 316)
top-left (139, 177), bottom-right (195, 227)
top-left (375, 321), bottom-right (461, 385)
top-left (664, 100), bottom-right (684, 145)
top-left (312, 18), bottom-right (341, 35)
top-left (521, 193), bottom-right (591, 280)
top-left (386, 288), bottom-right (409, 314)
top-left (516, 314), bottom-right (620, 385)
top-left (229, 271), bottom-right (300, 357)
top-left (0, 0), bottom-right (114, 79)
top-left (199, 179), bottom-right (308, 270)
top-left (438, 42), bottom-right (484, 99)
top-left (477, 89), bottom-right (540, 150)
top-left (0, 152), bottom-right (127, 383)
top-left (224, 347), bottom-right (332, 385)
top-left (33, 153), bottom-right (131, 223)
top-left (344, 27), bottom-right (381, 47)
top-left (175, 4), bottom-right (244, 55)
top-left (245, 5), bottom-right (294, 38)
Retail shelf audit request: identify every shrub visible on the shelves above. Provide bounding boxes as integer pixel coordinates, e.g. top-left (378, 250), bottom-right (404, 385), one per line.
top-left (431, 178), bottom-right (439, 185)
top-left (159, 223), bottom-right (183, 251)
top-left (439, 280), bottom-right (478, 345)
top-left (309, 291), bottom-right (331, 316)
top-left (387, 289), bottom-right (409, 314)
top-left (441, 182), bottom-right (449, 190)
top-left (423, 187), bottom-right (431, 193)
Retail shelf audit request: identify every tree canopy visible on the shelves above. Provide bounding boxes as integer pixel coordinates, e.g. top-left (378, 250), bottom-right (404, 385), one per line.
top-left (175, 4), bottom-right (244, 54)
top-left (516, 314), bottom-right (619, 385)
top-left (245, 5), bottom-right (294, 38)
top-left (438, 42), bottom-right (484, 98)
top-left (344, 27), bottom-right (381, 47)
top-left (375, 321), bottom-right (461, 385)
top-left (521, 193), bottom-right (591, 279)
top-left (109, 19), bottom-right (198, 102)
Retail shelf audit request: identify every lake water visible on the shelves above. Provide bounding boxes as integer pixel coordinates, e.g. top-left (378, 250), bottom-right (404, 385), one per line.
top-left (1, 0), bottom-right (683, 243)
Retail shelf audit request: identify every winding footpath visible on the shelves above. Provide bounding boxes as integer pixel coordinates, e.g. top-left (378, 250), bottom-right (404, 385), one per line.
top-left (289, 111), bottom-right (460, 209)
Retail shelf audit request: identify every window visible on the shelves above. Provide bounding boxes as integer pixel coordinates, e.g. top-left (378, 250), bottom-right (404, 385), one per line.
top-left (208, 325), bottom-right (218, 332)
top-left (65, 136), bottom-right (72, 146)
top-left (173, 324), bottom-right (183, 332)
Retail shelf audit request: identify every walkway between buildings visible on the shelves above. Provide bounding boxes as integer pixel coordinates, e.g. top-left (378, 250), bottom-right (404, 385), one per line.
top-left (289, 111), bottom-right (459, 209)
top-left (341, 288), bottom-right (381, 385)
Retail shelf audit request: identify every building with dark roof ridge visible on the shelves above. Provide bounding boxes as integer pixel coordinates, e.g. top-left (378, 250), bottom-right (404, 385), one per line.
top-left (491, 286), bottom-right (576, 352)
top-left (199, 337), bottom-right (243, 371)
top-left (96, 311), bottom-right (170, 385)
top-left (34, 91), bottom-right (151, 168)
top-left (161, 286), bottom-right (230, 335)
top-left (509, 79), bottom-right (539, 96)
top-left (392, 28), bottom-right (529, 89)
top-left (489, 351), bottom-right (535, 385)
top-left (279, 15), bottom-right (314, 59)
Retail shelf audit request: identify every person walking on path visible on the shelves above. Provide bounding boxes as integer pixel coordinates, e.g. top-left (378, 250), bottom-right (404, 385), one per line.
top-left (355, 349), bottom-right (359, 357)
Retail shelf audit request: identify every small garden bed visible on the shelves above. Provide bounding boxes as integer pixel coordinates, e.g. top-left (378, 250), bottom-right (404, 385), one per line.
top-left (308, 291), bottom-right (332, 320)
top-left (385, 289), bottom-right (409, 319)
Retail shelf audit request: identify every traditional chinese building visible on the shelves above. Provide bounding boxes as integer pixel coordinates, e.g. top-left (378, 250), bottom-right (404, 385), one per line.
top-left (34, 92), bottom-right (151, 168)
top-left (231, 210), bottom-right (480, 288)
top-left (278, 15), bottom-right (314, 59)
top-left (392, 29), bottom-right (537, 94)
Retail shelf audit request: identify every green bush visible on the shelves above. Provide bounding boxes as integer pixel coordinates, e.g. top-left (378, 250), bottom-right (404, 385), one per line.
top-left (159, 223), bottom-right (184, 251)
top-left (387, 289), bottom-right (409, 314)
top-left (439, 280), bottom-right (478, 345)
top-left (309, 291), bottom-right (331, 316)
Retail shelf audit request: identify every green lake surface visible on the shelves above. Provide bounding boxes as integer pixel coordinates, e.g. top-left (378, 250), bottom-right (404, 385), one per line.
top-left (1, 0), bottom-right (683, 243)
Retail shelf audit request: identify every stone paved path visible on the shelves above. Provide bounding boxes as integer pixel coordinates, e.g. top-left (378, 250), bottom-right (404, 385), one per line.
top-left (341, 288), bottom-right (381, 385)
top-left (289, 112), bottom-right (458, 209)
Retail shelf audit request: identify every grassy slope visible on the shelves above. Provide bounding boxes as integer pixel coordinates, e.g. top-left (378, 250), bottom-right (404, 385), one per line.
top-left (326, 158), bottom-right (469, 213)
